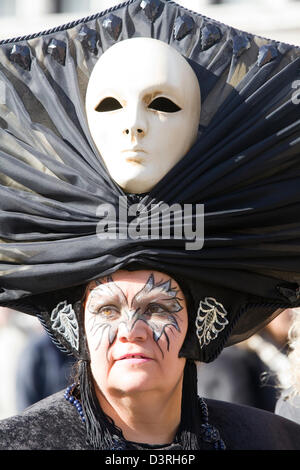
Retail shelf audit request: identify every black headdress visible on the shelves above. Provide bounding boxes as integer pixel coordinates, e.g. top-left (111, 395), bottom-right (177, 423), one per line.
top-left (0, 0), bottom-right (300, 365)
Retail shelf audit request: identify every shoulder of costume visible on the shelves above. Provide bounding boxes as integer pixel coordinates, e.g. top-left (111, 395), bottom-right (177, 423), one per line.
top-left (0, 391), bottom-right (88, 450)
top-left (205, 398), bottom-right (300, 450)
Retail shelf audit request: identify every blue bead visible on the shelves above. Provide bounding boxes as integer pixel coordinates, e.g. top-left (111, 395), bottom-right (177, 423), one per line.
top-left (64, 384), bottom-right (85, 423)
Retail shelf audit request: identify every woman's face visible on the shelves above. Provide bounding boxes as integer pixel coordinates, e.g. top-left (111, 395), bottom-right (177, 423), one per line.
top-left (84, 269), bottom-right (188, 399)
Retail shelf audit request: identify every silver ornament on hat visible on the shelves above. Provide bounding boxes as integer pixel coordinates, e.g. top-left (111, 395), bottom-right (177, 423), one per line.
top-left (51, 300), bottom-right (79, 351)
top-left (195, 297), bottom-right (228, 348)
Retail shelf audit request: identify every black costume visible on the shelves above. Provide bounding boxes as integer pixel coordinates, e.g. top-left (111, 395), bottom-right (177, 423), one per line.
top-left (1, 0), bottom-right (300, 450)
top-left (1, 389), bottom-right (300, 450)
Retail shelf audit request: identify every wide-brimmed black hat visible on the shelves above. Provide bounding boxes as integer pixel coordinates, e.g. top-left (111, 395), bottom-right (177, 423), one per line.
top-left (1, 0), bottom-right (300, 363)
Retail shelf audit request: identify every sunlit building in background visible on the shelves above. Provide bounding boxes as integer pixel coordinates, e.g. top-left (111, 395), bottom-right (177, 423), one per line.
top-left (0, 0), bottom-right (298, 45)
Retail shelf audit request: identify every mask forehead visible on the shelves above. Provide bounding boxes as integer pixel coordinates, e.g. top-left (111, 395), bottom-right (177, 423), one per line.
top-left (88, 41), bottom-right (194, 107)
top-left (86, 37), bottom-right (199, 111)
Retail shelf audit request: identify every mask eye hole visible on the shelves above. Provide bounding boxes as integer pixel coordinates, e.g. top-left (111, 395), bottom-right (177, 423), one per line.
top-left (95, 97), bottom-right (123, 112)
top-left (148, 97), bottom-right (181, 113)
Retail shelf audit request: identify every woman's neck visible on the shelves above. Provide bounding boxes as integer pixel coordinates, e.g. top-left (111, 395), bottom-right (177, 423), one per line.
top-left (95, 380), bottom-right (183, 445)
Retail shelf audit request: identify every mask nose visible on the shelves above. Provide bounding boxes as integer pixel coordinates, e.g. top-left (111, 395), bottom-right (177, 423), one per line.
top-left (122, 103), bottom-right (147, 140)
top-left (123, 127), bottom-right (145, 137)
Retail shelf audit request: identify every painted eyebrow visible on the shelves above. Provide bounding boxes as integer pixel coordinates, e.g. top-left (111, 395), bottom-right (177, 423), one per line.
top-left (131, 274), bottom-right (183, 313)
top-left (86, 274), bottom-right (183, 316)
top-left (87, 277), bottom-right (128, 311)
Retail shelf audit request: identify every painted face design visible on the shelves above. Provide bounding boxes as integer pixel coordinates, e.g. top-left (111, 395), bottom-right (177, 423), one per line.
top-left (86, 273), bottom-right (183, 356)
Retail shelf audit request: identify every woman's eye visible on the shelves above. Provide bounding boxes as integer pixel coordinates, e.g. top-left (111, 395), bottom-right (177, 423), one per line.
top-left (148, 97), bottom-right (181, 113)
top-left (144, 303), bottom-right (166, 317)
top-left (95, 97), bottom-right (123, 112)
top-left (97, 306), bottom-right (119, 317)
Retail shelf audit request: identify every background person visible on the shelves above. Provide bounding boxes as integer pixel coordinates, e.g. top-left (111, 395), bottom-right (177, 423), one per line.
top-left (198, 310), bottom-right (292, 411)
top-left (275, 308), bottom-right (300, 424)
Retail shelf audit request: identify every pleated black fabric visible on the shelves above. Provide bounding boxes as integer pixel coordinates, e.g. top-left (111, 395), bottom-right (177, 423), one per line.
top-left (0, 0), bottom-right (300, 361)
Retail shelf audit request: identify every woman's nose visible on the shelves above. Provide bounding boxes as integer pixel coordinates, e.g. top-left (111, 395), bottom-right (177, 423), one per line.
top-left (117, 317), bottom-right (148, 343)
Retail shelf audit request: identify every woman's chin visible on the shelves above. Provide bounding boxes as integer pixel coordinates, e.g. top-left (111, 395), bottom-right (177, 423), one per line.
top-left (107, 370), bottom-right (157, 395)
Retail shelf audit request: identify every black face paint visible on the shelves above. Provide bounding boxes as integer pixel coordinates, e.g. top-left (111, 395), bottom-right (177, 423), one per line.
top-left (86, 274), bottom-right (183, 356)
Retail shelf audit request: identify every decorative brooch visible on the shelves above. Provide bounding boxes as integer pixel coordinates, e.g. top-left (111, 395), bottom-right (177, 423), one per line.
top-left (195, 297), bottom-right (228, 348)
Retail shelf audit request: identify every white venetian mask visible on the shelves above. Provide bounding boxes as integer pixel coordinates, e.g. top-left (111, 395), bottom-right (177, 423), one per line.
top-left (85, 37), bottom-right (201, 194)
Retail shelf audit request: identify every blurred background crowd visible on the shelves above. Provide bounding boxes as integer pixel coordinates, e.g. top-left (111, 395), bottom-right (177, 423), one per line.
top-left (0, 0), bottom-right (300, 420)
